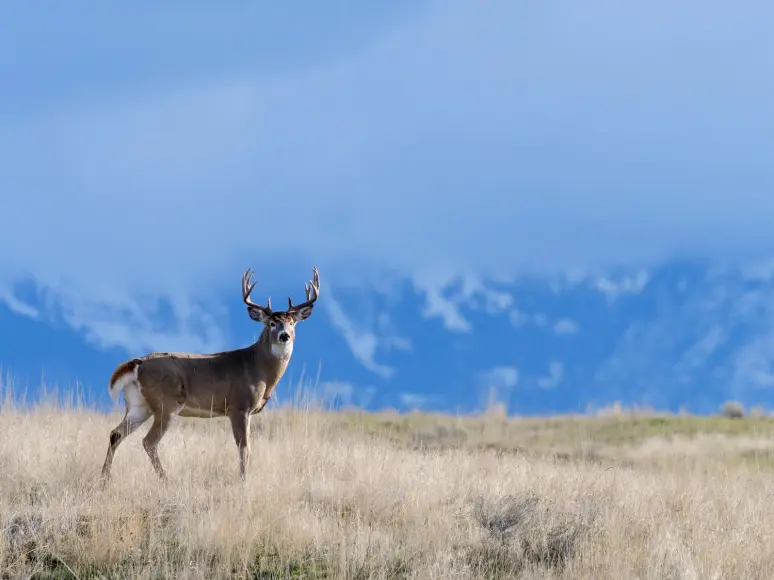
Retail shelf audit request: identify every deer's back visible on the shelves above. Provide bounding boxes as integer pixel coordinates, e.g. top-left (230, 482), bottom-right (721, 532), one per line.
top-left (136, 352), bottom-right (242, 413)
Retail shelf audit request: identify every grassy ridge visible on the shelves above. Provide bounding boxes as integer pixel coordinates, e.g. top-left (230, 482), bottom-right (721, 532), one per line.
top-left (2, 398), bottom-right (774, 578)
top-left (328, 407), bottom-right (774, 470)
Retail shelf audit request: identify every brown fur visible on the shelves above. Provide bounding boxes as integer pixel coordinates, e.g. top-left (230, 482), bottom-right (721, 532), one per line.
top-left (100, 268), bottom-right (319, 483)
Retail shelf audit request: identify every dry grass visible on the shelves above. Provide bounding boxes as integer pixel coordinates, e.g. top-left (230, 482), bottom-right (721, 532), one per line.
top-left (2, 393), bottom-right (774, 579)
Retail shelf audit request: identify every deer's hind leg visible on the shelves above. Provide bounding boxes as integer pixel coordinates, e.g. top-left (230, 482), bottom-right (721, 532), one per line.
top-left (142, 405), bottom-right (179, 481)
top-left (137, 371), bottom-right (187, 481)
top-left (101, 384), bottom-right (152, 481)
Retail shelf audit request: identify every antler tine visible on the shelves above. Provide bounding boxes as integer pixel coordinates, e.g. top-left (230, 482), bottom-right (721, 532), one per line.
top-left (241, 267), bottom-right (273, 313)
top-left (241, 269), bottom-right (256, 302)
top-left (287, 266), bottom-right (320, 312)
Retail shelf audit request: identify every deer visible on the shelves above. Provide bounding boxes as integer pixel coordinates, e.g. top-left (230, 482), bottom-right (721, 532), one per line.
top-left (100, 266), bottom-right (320, 483)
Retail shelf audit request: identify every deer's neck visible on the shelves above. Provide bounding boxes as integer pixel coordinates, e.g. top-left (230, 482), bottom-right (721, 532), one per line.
top-left (250, 335), bottom-right (292, 385)
top-left (270, 341), bottom-right (293, 359)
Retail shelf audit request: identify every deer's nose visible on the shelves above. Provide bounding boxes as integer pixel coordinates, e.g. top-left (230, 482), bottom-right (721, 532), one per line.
top-left (278, 332), bottom-right (290, 342)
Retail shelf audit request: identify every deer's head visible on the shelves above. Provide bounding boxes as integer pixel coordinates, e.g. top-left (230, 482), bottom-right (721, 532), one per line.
top-left (240, 267), bottom-right (320, 356)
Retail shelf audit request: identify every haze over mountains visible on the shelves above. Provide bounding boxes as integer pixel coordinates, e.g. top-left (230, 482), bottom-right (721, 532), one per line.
top-left (2, 2), bottom-right (773, 415)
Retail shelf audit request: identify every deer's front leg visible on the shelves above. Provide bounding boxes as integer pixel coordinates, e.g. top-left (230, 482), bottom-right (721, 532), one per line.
top-left (254, 394), bottom-right (271, 414)
top-left (228, 411), bottom-right (252, 481)
top-left (253, 384), bottom-right (275, 415)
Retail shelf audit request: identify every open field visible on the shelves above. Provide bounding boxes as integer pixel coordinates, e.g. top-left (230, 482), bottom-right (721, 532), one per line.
top-left (2, 395), bottom-right (774, 579)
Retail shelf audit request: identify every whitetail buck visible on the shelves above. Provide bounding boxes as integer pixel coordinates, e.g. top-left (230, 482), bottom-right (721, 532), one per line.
top-left (100, 267), bottom-right (320, 482)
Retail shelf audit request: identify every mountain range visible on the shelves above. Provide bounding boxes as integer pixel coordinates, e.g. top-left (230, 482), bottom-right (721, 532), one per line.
top-left (3, 258), bottom-right (774, 417)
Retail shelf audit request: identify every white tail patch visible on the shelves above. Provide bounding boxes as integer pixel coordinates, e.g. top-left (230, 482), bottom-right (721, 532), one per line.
top-left (109, 366), bottom-right (151, 421)
top-left (109, 365), bottom-right (140, 401)
top-left (123, 382), bottom-right (151, 422)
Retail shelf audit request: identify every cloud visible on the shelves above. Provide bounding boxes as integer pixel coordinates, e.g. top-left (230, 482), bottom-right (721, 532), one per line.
top-left (324, 291), bottom-right (409, 378)
top-left (477, 365), bottom-right (519, 409)
top-left (533, 314), bottom-right (548, 328)
top-left (412, 275), bottom-right (472, 332)
top-left (320, 379), bottom-right (377, 409)
top-left (60, 287), bottom-right (228, 354)
top-left (553, 318), bottom-right (580, 335)
top-left (673, 326), bottom-right (727, 385)
top-left (479, 366), bottom-right (519, 389)
top-left (725, 286), bottom-right (774, 394)
top-left (0, 288), bottom-right (39, 319)
top-left (594, 272), bottom-right (650, 303)
top-left (509, 309), bottom-right (531, 328)
top-left (474, 288), bottom-right (513, 315)
top-left (413, 272), bottom-right (513, 331)
top-left (537, 362), bottom-right (564, 389)
top-left (399, 392), bottom-right (428, 410)
top-left (2, 0), bottom-right (774, 352)
top-left (509, 309), bottom-right (579, 335)
top-left (740, 259), bottom-right (774, 282)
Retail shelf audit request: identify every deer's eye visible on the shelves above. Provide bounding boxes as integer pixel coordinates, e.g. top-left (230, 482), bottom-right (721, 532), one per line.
top-left (269, 322), bottom-right (276, 328)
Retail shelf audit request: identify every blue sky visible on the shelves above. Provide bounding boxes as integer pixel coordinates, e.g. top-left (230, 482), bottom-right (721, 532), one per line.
top-left (2, 1), bottom-right (774, 415)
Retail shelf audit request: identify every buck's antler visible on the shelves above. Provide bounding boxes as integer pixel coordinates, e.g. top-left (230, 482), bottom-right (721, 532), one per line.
top-left (242, 268), bottom-right (274, 314)
top-left (287, 267), bottom-right (320, 312)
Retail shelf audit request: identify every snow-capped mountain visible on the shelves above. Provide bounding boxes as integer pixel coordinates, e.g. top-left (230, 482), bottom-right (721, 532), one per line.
top-left (4, 259), bottom-right (774, 416)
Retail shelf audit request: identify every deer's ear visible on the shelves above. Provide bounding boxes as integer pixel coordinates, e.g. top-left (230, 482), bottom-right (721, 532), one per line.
top-left (247, 306), bottom-right (270, 323)
top-left (290, 305), bottom-right (314, 322)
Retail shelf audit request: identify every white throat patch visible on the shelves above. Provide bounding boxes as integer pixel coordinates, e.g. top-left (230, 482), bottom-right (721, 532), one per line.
top-left (271, 342), bottom-right (294, 359)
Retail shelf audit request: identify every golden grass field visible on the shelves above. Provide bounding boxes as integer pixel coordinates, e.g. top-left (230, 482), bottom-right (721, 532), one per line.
top-left (2, 385), bottom-right (774, 579)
